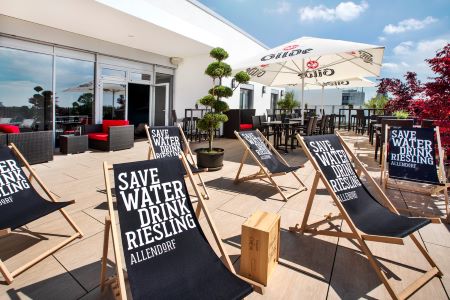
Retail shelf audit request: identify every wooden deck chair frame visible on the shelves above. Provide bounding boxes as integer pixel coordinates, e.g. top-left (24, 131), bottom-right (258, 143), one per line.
top-left (290, 132), bottom-right (442, 300)
top-left (0, 143), bottom-right (83, 284)
top-left (380, 125), bottom-right (449, 221)
top-left (234, 129), bottom-right (307, 202)
top-left (99, 153), bottom-right (264, 299)
top-left (144, 124), bottom-right (210, 200)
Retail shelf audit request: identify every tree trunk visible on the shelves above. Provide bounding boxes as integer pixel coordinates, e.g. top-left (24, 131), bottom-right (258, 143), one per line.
top-left (208, 129), bottom-right (214, 152)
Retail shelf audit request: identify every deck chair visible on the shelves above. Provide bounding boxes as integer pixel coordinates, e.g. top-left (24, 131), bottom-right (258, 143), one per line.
top-left (234, 130), bottom-right (307, 201)
top-left (0, 144), bottom-right (82, 284)
top-left (381, 126), bottom-right (449, 221)
top-left (290, 133), bottom-right (442, 300)
top-left (100, 154), bottom-right (262, 299)
top-left (144, 124), bottom-right (210, 200)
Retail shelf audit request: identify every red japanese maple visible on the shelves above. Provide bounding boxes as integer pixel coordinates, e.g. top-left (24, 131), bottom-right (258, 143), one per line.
top-left (377, 43), bottom-right (450, 153)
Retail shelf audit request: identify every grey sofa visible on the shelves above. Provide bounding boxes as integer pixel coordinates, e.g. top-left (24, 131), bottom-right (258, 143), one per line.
top-left (7, 131), bottom-right (53, 164)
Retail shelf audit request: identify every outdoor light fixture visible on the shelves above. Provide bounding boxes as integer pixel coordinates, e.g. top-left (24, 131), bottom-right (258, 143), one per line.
top-left (280, 90), bottom-right (284, 97)
top-left (170, 57), bottom-right (183, 65)
top-left (231, 78), bottom-right (236, 88)
top-left (262, 86), bottom-right (267, 94)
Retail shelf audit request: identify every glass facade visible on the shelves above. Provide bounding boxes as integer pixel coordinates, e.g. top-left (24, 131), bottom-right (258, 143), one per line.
top-left (239, 88), bottom-right (253, 109)
top-left (102, 83), bottom-right (126, 120)
top-left (0, 36), bottom-right (174, 148)
top-left (0, 47), bottom-right (53, 131)
top-left (55, 56), bottom-right (95, 136)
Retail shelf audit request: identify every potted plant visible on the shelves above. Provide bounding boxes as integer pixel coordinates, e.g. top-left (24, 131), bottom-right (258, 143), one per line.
top-left (195, 47), bottom-right (250, 170)
top-left (277, 91), bottom-right (299, 114)
top-left (393, 110), bottom-right (409, 119)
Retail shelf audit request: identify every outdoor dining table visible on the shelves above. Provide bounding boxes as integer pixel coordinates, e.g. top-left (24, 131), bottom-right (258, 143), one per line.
top-left (262, 120), bottom-right (300, 153)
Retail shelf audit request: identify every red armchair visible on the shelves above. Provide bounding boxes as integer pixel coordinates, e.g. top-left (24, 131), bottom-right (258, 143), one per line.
top-left (84, 120), bottom-right (134, 151)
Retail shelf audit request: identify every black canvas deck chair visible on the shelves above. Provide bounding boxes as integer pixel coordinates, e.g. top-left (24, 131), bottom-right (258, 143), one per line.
top-left (0, 144), bottom-right (82, 284)
top-left (100, 154), bottom-right (262, 299)
top-left (145, 124), bottom-right (210, 200)
top-left (234, 129), bottom-right (307, 201)
top-left (381, 126), bottom-right (449, 221)
top-left (290, 133), bottom-right (442, 300)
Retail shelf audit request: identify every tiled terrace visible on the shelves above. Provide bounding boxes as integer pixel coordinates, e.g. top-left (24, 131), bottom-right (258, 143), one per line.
top-left (0, 132), bottom-right (449, 300)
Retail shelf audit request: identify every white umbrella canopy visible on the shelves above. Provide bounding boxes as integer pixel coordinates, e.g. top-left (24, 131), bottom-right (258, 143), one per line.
top-left (235, 36), bottom-right (384, 86)
top-left (303, 77), bottom-right (376, 90)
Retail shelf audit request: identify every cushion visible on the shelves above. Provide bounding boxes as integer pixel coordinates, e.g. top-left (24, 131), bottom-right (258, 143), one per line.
top-left (239, 123), bottom-right (253, 130)
top-left (0, 124), bottom-right (20, 134)
top-left (88, 133), bottom-right (108, 141)
top-left (102, 120), bottom-right (129, 133)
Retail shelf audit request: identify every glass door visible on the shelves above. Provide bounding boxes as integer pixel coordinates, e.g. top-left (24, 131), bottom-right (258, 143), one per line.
top-left (101, 82), bottom-right (127, 120)
top-left (153, 83), bottom-right (169, 126)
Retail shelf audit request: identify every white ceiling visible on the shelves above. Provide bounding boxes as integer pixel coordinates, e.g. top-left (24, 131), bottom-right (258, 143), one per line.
top-left (0, 0), bottom-right (216, 58)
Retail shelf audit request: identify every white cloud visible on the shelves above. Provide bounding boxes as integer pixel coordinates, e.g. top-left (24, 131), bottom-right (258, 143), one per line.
top-left (382, 37), bottom-right (448, 80)
top-left (264, 1), bottom-right (291, 14)
top-left (298, 1), bottom-right (368, 22)
top-left (383, 16), bottom-right (437, 34)
top-left (378, 36), bottom-right (386, 42)
top-left (392, 41), bottom-right (414, 55)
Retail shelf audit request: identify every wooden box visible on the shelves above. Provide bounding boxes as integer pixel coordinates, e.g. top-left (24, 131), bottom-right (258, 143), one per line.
top-left (240, 210), bottom-right (280, 286)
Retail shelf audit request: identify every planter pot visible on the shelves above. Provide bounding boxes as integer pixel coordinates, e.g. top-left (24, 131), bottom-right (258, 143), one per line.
top-left (195, 148), bottom-right (224, 171)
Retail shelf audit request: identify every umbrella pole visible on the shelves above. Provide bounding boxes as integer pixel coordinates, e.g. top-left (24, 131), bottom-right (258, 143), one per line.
top-left (321, 85), bottom-right (324, 116)
top-left (301, 58), bottom-right (305, 125)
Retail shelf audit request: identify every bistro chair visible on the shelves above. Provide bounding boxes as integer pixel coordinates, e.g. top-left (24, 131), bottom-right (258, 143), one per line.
top-left (251, 115), bottom-right (261, 130)
top-left (327, 114), bottom-right (336, 134)
top-left (0, 144), bottom-right (83, 284)
top-left (100, 156), bottom-right (260, 299)
top-left (292, 132), bottom-right (442, 300)
top-left (355, 110), bottom-right (367, 135)
top-left (316, 115), bottom-right (329, 135)
top-left (421, 119), bottom-right (436, 128)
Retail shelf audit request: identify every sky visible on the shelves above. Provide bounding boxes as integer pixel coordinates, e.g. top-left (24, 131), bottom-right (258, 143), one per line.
top-left (198, 0), bottom-right (450, 100)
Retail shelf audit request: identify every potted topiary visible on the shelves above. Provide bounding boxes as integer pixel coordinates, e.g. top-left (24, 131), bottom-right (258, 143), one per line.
top-left (195, 47), bottom-right (250, 170)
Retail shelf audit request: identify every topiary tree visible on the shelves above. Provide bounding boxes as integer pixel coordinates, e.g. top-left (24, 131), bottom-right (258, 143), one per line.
top-left (197, 47), bottom-right (250, 152)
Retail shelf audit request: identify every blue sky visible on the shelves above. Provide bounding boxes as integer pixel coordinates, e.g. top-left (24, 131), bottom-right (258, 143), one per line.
top-left (198, 0), bottom-right (450, 83)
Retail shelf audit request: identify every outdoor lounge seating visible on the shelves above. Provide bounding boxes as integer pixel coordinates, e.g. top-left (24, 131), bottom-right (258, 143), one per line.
top-left (223, 109), bottom-right (256, 138)
top-left (4, 130), bottom-right (53, 164)
top-left (234, 130), bottom-right (307, 201)
top-left (84, 120), bottom-right (134, 151)
top-left (144, 124), bottom-right (210, 199)
top-left (0, 144), bottom-right (83, 284)
top-left (380, 126), bottom-right (449, 220)
top-left (291, 132), bottom-right (442, 300)
top-left (100, 155), bottom-right (260, 299)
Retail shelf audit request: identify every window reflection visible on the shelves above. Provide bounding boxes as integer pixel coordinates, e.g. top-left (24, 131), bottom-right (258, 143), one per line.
top-left (102, 83), bottom-right (126, 120)
top-left (240, 88), bottom-right (254, 109)
top-left (55, 57), bottom-right (94, 138)
top-left (0, 47), bottom-right (53, 131)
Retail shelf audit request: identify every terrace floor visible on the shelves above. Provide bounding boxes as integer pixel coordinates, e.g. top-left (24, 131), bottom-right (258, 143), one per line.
top-left (0, 132), bottom-right (449, 300)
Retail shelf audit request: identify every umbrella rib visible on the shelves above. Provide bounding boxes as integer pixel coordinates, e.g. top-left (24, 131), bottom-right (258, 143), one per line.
top-left (335, 53), bottom-right (380, 77)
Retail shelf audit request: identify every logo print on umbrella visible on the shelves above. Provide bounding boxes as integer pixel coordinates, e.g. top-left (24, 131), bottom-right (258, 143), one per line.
top-left (283, 45), bottom-right (298, 51)
top-left (306, 60), bottom-right (319, 69)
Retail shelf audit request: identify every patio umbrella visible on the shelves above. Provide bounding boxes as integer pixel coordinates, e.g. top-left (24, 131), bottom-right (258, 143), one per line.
top-left (302, 77), bottom-right (376, 113)
top-left (234, 36), bottom-right (384, 119)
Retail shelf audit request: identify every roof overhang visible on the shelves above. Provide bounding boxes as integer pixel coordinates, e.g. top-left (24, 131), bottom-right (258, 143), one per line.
top-left (0, 0), bottom-right (219, 57)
